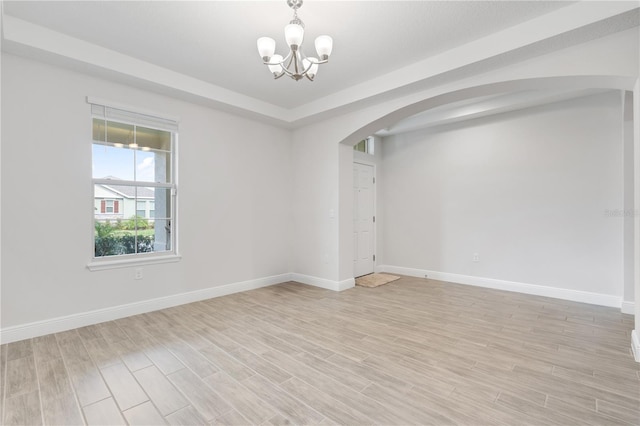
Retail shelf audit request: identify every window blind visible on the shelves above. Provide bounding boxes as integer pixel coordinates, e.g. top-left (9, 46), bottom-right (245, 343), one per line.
top-left (87, 97), bottom-right (179, 132)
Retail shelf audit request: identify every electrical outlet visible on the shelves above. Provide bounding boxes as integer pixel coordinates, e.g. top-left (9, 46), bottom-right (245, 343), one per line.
top-left (472, 253), bottom-right (479, 262)
top-left (135, 268), bottom-right (143, 280)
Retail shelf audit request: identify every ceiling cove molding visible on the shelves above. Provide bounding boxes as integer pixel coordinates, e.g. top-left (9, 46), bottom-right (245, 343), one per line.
top-left (1, 15), bottom-right (291, 125)
top-left (2, 2), bottom-right (638, 128)
top-left (289, 2), bottom-right (640, 123)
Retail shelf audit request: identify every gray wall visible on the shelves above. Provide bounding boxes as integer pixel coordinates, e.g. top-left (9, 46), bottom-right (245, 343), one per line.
top-left (1, 53), bottom-right (293, 327)
top-left (380, 92), bottom-right (625, 297)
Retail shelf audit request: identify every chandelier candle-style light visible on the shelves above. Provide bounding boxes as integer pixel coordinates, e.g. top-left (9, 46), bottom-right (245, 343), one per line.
top-left (257, 0), bottom-right (333, 81)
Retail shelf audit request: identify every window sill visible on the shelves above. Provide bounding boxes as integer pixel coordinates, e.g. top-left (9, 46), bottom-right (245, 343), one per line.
top-left (87, 254), bottom-right (182, 271)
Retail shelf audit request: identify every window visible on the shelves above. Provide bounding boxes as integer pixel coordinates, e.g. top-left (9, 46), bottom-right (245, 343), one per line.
top-left (103, 199), bottom-right (117, 214)
top-left (354, 136), bottom-right (375, 155)
top-left (90, 99), bottom-right (178, 263)
top-left (136, 200), bottom-right (146, 218)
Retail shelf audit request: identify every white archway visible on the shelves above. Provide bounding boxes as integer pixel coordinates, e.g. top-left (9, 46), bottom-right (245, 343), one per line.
top-left (333, 75), bottom-right (639, 360)
top-left (338, 76), bottom-right (636, 147)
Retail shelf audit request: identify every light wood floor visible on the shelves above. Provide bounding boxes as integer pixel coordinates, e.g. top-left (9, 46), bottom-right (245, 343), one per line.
top-left (2, 276), bottom-right (639, 425)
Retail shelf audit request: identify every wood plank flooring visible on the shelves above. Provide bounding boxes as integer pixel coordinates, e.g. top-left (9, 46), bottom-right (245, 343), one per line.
top-left (1, 276), bottom-right (639, 425)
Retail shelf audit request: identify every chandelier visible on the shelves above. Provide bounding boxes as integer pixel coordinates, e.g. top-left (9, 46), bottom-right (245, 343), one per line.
top-left (257, 0), bottom-right (333, 81)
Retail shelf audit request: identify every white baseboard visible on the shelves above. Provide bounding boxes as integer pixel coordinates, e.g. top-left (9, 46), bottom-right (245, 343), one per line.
top-left (632, 330), bottom-right (640, 362)
top-left (376, 265), bottom-right (622, 308)
top-left (621, 301), bottom-right (635, 315)
top-left (337, 278), bottom-right (356, 291)
top-left (0, 265), bottom-right (623, 344)
top-left (291, 273), bottom-right (355, 292)
top-left (0, 273), bottom-right (291, 344)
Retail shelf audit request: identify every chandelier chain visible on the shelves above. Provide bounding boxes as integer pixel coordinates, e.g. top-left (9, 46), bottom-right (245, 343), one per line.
top-left (290, 9), bottom-right (304, 28)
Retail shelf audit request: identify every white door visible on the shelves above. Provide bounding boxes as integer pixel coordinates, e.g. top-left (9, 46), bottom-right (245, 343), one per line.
top-left (354, 162), bottom-right (375, 277)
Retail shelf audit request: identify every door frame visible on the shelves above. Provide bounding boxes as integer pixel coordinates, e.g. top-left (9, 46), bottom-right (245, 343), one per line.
top-left (354, 159), bottom-right (377, 276)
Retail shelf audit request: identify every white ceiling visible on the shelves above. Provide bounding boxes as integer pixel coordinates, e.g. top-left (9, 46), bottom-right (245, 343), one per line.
top-left (3, 0), bottom-right (572, 109)
top-left (2, 1), bottom-right (638, 130)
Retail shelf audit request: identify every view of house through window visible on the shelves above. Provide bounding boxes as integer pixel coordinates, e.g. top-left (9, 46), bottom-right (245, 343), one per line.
top-left (91, 106), bottom-right (177, 259)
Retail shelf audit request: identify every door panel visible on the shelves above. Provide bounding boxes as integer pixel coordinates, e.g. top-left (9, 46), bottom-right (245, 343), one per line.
top-left (354, 162), bottom-right (375, 277)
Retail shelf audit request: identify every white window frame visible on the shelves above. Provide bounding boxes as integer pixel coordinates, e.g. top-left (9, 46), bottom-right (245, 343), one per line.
top-left (87, 97), bottom-right (181, 271)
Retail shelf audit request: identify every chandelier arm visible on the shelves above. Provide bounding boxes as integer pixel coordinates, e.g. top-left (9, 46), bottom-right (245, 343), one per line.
top-left (281, 49), bottom-right (294, 64)
top-left (297, 49), bottom-right (328, 65)
top-left (262, 50), bottom-right (292, 66)
top-left (281, 51), bottom-right (298, 77)
top-left (295, 50), bottom-right (327, 75)
top-left (293, 52), bottom-right (301, 76)
top-left (300, 60), bottom-right (314, 76)
top-left (305, 57), bottom-right (328, 65)
top-left (262, 50), bottom-right (327, 77)
top-left (263, 51), bottom-right (296, 78)
top-left (261, 62), bottom-right (289, 79)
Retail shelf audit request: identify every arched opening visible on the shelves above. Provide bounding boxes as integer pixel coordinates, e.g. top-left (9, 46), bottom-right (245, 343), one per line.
top-left (337, 76), bottom-right (638, 344)
top-left (339, 76), bottom-right (636, 147)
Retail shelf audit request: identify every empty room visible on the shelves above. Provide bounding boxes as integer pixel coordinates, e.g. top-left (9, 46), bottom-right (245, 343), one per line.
top-left (1, 1), bottom-right (640, 425)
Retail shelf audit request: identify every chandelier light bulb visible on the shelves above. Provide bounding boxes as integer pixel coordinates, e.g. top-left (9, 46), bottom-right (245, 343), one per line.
top-left (268, 54), bottom-right (284, 74)
top-left (284, 24), bottom-right (304, 48)
top-left (303, 57), bottom-right (319, 77)
top-left (314, 35), bottom-right (333, 60)
top-left (257, 37), bottom-right (276, 60)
